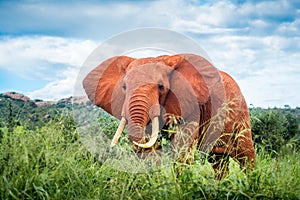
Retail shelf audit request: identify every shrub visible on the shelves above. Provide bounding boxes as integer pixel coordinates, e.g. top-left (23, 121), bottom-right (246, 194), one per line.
top-left (0, 109), bottom-right (300, 199)
top-left (250, 109), bottom-right (300, 153)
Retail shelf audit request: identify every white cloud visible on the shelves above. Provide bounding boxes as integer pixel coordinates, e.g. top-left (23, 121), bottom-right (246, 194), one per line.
top-left (239, 65), bottom-right (300, 108)
top-left (165, 1), bottom-right (240, 34)
top-left (1, 0), bottom-right (298, 38)
top-left (0, 36), bottom-right (97, 99)
top-left (0, 0), bottom-right (299, 107)
top-left (27, 67), bottom-right (79, 100)
top-left (0, 36), bottom-right (97, 75)
top-left (277, 18), bottom-right (300, 35)
top-left (192, 33), bottom-right (300, 108)
top-left (166, 0), bottom-right (299, 36)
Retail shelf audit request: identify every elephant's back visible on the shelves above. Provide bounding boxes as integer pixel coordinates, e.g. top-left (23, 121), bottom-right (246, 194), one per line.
top-left (219, 70), bottom-right (244, 102)
top-left (218, 70), bottom-right (250, 129)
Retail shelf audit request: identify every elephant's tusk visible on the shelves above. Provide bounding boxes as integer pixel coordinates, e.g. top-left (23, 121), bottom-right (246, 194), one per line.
top-left (110, 117), bottom-right (127, 147)
top-left (133, 116), bottom-right (159, 148)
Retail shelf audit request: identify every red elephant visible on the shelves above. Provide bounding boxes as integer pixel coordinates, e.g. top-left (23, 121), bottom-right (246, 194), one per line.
top-left (83, 54), bottom-right (256, 178)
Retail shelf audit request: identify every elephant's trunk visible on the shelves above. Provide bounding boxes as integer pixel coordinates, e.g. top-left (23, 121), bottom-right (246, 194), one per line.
top-left (110, 88), bottom-right (160, 148)
top-left (132, 116), bottom-right (159, 148)
top-left (128, 93), bottom-right (160, 148)
top-left (129, 94), bottom-right (151, 127)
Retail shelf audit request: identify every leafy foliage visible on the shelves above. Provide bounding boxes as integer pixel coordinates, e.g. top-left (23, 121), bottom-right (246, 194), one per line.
top-left (250, 108), bottom-right (300, 153)
top-left (0, 121), bottom-right (300, 199)
top-left (0, 95), bottom-right (300, 199)
top-left (0, 95), bottom-right (63, 129)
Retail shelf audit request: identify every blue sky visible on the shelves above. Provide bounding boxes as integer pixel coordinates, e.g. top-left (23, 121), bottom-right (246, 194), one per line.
top-left (0, 0), bottom-right (299, 108)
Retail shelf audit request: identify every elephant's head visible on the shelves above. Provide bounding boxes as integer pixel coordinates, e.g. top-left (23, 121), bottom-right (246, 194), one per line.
top-left (83, 54), bottom-right (223, 149)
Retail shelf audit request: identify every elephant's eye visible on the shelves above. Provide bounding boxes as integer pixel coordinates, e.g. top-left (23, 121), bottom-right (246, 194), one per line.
top-left (122, 84), bottom-right (127, 91)
top-left (158, 83), bottom-right (164, 91)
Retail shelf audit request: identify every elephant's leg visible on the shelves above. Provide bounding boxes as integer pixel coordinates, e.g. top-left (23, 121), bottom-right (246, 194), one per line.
top-left (208, 153), bottom-right (230, 180)
top-left (234, 143), bottom-right (256, 172)
top-left (167, 113), bottom-right (200, 162)
top-left (170, 127), bottom-right (199, 179)
top-left (135, 145), bottom-right (163, 166)
top-left (232, 128), bottom-right (256, 171)
top-left (170, 127), bottom-right (199, 164)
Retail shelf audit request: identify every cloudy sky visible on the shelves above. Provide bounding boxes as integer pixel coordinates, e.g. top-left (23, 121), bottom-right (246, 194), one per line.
top-left (0, 0), bottom-right (299, 108)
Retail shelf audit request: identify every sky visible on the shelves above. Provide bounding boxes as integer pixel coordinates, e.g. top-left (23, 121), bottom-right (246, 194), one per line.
top-left (0, 0), bottom-right (299, 108)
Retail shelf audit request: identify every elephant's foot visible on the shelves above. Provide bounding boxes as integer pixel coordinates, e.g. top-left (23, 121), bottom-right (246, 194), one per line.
top-left (208, 153), bottom-right (230, 180)
top-left (135, 146), bottom-right (163, 166)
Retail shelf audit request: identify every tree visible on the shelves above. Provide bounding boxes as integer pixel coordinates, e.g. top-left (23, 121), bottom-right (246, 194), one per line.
top-left (250, 109), bottom-right (299, 153)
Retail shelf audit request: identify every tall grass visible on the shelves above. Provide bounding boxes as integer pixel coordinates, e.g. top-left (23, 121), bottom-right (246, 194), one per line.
top-left (1, 121), bottom-right (299, 199)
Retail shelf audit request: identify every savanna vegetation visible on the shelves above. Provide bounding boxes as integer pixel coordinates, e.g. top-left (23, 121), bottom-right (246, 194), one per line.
top-left (0, 94), bottom-right (300, 199)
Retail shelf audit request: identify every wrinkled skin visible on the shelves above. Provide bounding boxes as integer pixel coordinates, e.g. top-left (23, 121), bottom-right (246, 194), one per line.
top-left (83, 54), bottom-right (256, 179)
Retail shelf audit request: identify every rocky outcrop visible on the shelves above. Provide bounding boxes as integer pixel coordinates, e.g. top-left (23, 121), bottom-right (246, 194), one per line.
top-left (3, 92), bottom-right (31, 102)
top-left (0, 92), bottom-right (90, 107)
top-left (34, 100), bottom-right (57, 107)
top-left (59, 96), bottom-right (89, 105)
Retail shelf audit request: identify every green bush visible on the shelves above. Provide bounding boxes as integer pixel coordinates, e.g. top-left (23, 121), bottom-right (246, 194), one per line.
top-left (250, 109), bottom-right (300, 153)
top-left (0, 121), bottom-right (299, 199)
top-left (1, 102), bottom-right (300, 199)
top-left (50, 114), bottom-right (79, 143)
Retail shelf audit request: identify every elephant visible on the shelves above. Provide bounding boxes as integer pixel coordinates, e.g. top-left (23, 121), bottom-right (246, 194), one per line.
top-left (83, 53), bottom-right (256, 179)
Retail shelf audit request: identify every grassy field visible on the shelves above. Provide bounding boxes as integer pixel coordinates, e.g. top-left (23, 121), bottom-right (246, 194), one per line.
top-left (1, 120), bottom-right (300, 200)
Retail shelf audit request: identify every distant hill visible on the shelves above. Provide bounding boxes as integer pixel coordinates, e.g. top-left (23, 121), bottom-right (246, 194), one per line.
top-left (0, 92), bottom-right (92, 129)
top-left (2, 92), bottom-right (31, 102)
top-left (1, 92), bottom-right (89, 107)
top-left (1, 91), bottom-right (299, 131)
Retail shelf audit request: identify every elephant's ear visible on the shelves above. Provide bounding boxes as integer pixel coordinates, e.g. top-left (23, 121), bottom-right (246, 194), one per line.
top-left (161, 54), bottom-right (223, 118)
top-left (82, 56), bottom-right (134, 119)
